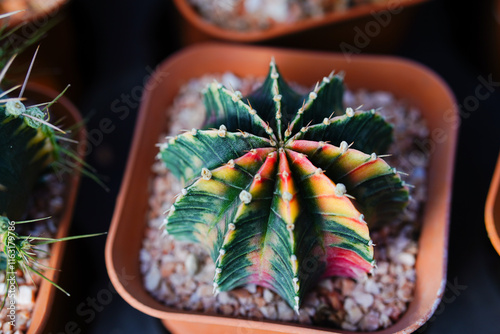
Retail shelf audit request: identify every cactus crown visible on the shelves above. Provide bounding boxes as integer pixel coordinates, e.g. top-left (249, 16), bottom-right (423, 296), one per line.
top-left (160, 61), bottom-right (409, 311)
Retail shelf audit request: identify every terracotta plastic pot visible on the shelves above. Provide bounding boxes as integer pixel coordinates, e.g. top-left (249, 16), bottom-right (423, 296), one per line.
top-left (485, 153), bottom-right (500, 256)
top-left (173, 0), bottom-right (428, 51)
top-left (105, 43), bottom-right (458, 333)
top-left (20, 83), bottom-right (86, 334)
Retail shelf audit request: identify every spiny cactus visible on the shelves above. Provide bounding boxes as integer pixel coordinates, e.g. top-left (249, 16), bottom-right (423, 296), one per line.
top-left (159, 60), bottom-right (410, 312)
top-left (0, 19), bottom-right (103, 301)
top-left (0, 53), bottom-right (84, 301)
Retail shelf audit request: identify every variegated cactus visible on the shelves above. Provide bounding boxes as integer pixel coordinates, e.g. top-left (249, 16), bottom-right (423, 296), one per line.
top-left (160, 60), bottom-right (409, 312)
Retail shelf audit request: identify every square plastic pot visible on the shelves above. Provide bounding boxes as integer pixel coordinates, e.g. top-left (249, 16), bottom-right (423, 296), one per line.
top-left (105, 43), bottom-right (458, 334)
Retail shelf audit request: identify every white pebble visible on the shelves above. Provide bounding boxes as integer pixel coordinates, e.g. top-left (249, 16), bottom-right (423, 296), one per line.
top-left (17, 286), bottom-right (35, 306)
top-left (363, 279), bottom-right (381, 295)
top-left (352, 290), bottom-right (374, 309)
top-left (260, 304), bottom-right (278, 320)
top-left (396, 252), bottom-right (416, 266)
top-left (277, 301), bottom-right (294, 321)
top-left (245, 284), bottom-right (257, 294)
top-left (144, 263), bottom-right (161, 291)
top-left (185, 253), bottom-right (199, 276)
top-left (263, 289), bottom-right (274, 303)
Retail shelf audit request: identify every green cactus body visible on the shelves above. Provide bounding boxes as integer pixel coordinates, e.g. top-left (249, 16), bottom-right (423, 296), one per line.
top-left (0, 99), bottom-right (60, 220)
top-left (160, 61), bottom-right (409, 311)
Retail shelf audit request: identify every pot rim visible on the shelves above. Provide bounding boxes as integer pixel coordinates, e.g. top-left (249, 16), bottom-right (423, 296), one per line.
top-left (172, 0), bottom-right (428, 42)
top-left (485, 153), bottom-right (500, 256)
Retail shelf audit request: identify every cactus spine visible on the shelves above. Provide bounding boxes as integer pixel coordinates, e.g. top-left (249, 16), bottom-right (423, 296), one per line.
top-left (160, 60), bottom-right (409, 311)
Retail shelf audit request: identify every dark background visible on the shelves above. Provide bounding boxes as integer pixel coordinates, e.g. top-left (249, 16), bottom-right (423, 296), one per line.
top-left (11, 0), bottom-right (500, 333)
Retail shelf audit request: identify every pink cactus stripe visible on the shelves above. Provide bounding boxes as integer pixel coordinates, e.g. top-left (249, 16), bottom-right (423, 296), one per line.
top-left (234, 147), bottom-right (276, 168)
top-left (323, 246), bottom-right (372, 279)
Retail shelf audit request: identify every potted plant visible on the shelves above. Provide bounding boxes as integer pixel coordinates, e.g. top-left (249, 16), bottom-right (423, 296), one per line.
top-left (106, 43), bottom-right (458, 333)
top-left (0, 78), bottom-right (88, 334)
top-left (172, 0), bottom-right (429, 51)
top-left (0, 12), bottom-right (97, 333)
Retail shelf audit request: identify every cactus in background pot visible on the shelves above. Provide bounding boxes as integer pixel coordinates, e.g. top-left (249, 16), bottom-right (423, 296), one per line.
top-left (0, 12), bottom-right (103, 302)
top-left (159, 60), bottom-right (410, 312)
top-left (0, 52), bottom-right (98, 299)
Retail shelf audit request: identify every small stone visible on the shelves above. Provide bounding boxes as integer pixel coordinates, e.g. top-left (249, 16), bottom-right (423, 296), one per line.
top-left (260, 304), bottom-right (278, 320)
top-left (375, 261), bottom-right (389, 275)
top-left (359, 310), bottom-right (380, 331)
top-left (196, 284), bottom-right (213, 298)
top-left (169, 273), bottom-right (185, 287)
top-left (248, 307), bottom-right (264, 320)
top-left (341, 278), bottom-right (356, 295)
top-left (16, 310), bottom-right (30, 330)
top-left (396, 283), bottom-right (414, 302)
top-left (254, 296), bottom-right (266, 308)
top-left (144, 263), bottom-right (161, 291)
top-left (185, 253), bottom-right (199, 276)
top-left (245, 284), bottom-right (257, 294)
top-left (263, 288), bottom-right (274, 303)
top-left (3, 321), bottom-right (14, 332)
top-left (326, 291), bottom-right (342, 310)
top-left (17, 285), bottom-right (35, 308)
top-left (231, 289), bottom-right (250, 300)
top-left (363, 279), bottom-right (381, 295)
top-left (395, 252), bottom-right (416, 266)
top-left (277, 301), bottom-right (294, 321)
top-left (218, 291), bottom-right (236, 305)
top-left (345, 304), bottom-right (364, 324)
top-left (159, 260), bottom-right (176, 277)
top-left (221, 72), bottom-right (241, 89)
top-left (352, 290), bottom-right (374, 309)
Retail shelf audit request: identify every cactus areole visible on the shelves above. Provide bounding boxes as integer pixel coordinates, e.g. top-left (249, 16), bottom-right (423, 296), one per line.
top-left (159, 60), bottom-right (410, 312)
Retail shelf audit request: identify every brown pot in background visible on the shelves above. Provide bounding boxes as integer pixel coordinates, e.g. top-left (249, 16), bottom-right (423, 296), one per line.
top-left (485, 153), bottom-right (500, 256)
top-left (105, 43), bottom-right (458, 333)
top-left (0, 0), bottom-right (67, 27)
top-left (173, 0), bottom-right (428, 53)
top-left (21, 82), bottom-right (86, 334)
